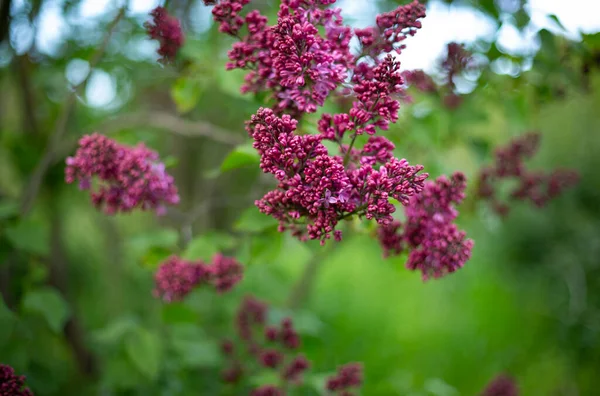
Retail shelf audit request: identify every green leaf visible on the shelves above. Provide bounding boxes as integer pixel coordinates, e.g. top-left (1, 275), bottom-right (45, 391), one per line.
top-left (171, 76), bottom-right (203, 114)
top-left (0, 199), bottom-right (18, 220)
top-left (128, 229), bottom-right (179, 259)
top-left (249, 371), bottom-right (281, 387)
top-left (182, 231), bottom-right (236, 261)
top-left (234, 206), bottom-right (278, 233)
top-left (141, 246), bottom-right (173, 270)
top-left (125, 327), bottom-right (162, 380)
top-left (5, 218), bottom-right (50, 256)
top-left (161, 302), bottom-right (198, 324)
top-left (162, 155), bottom-right (179, 169)
top-left (22, 287), bottom-right (70, 333)
top-left (220, 143), bottom-right (260, 172)
top-left (169, 324), bottom-right (221, 368)
top-left (92, 316), bottom-right (139, 345)
top-left (548, 14), bottom-right (566, 31)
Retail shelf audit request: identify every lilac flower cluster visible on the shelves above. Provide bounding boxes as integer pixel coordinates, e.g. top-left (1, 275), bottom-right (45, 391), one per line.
top-left (221, 296), bottom-right (364, 394)
top-left (144, 7), bottom-right (185, 63)
top-left (210, 0), bottom-right (354, 115)
top-left (402, 42), bottom-right (475, 109)
top-left (326, 363), bottom-right (363, 395)
top-left (221, 296), bottom-right (309, 393)
top-left (65, 133), bottom-right (179, 215)
top-left (0, 364), bottom-right (33, 396)
top-left (248, 106), bottom-right (427, 244)
top-left (480, 374), bottom-right (519, 396)
top-left (355, 0), bottom-right (426, 58)
top-left (378, 172), bottom-right (473, 280)
top-left (153, 254), bottom-right (243, 302)
top-left (477, 132), bottom-right (579, 216)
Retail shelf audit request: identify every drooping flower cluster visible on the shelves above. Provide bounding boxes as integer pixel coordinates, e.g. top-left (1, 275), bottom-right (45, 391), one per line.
top-left (248, 106), bottom-right (427, 244)
top-left (402, 42), bottom-right (475, 109)
top-left (378, 172), bottom-right (473, 280)
top-left (0, 364), bottom-right (33, 396)
top-left (221, 296), bottom-right (363, 394)
top-left (144, 7), bottom-right (185, 63)
top-left (153, 254), bottom-right (243, 302)
top-left (221, 296), bottom-right (309, 393)
top-left (477, 132), bottom-right (579, 216)
top-left (480, 374), bottom-right (519, 396)
top-left (65, 133), bottom-right (180, 215)
top-left (326, 363), bottom-right (364, 395)
top-left (355, 0), bottom-right (426, 58)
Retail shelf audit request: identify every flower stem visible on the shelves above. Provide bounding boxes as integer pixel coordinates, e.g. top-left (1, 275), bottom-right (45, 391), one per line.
top-left (342, 133), bottom-right (358, 167)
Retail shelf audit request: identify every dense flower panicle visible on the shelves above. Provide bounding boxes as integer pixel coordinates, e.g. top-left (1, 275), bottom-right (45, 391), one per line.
top-left (210, 254), bottom-right (244, 293)
top-left (326, 363), bottom-right (363, 394)
top-left (0, 364), bottom-right (33, 396)
top-left (153, 255), bottom-right (243, 301)
top-left (144, 7), bottom-right (184, 63)
top-left (477, 133), bottom-right (579, 215)
top-left (65, 133), bottom-right (179, 215)
top-left (377, 172), bottom-right (473, 280)
top-left (403, 172), bottom-right (472, 280)
top-left (357, 0), bottom-right (426, 57)
top-left (481, 374), bottom-right (519, 396)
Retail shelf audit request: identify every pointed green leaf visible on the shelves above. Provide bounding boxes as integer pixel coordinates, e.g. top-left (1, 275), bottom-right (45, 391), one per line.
top-left (22, 287), bottom-right (70, 333)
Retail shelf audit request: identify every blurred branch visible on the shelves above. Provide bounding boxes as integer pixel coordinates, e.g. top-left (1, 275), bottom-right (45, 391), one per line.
top-left (14, 55), bottom-right (40, 136)
top-left (19, 7), bottom-right (126, 216)
top-left (48, 201), bottom-right (98, 378)
top-left (95, 112), bottom-right (244, 145)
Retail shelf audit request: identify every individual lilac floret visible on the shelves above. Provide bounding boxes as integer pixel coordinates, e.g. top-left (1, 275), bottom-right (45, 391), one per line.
top-left (0, 364), bottom-right (33, 396)
top-left (251, 385), bottom-right (283, 396)
top-left (377, 220), bottom-right (404, 257)
top-left (144, 7), bottom-right (184, 63)
top-left (326, 362), bottom-right (363, 395)
top-left (66, 134), bottom-right (179, 215)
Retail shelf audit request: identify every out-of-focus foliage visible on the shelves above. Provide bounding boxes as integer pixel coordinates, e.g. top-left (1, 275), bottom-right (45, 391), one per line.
top-left (1, 0), bottom-right (599, 395)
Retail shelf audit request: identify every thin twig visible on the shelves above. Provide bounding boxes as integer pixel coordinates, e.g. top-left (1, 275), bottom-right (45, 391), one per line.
top-left (95, 111), bottom-right (244, 145)
top-left (19, 7), bottom-right (126, 216)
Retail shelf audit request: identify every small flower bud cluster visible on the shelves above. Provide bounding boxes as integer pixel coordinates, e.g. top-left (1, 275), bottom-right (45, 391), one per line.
top-left (221, 296), bottom-right (363, 394)
top-left (153, 254), bottom-right (243, 302)
top-left (480, 374), bottom-right (519, 396)
top-left (0, 364), bottom-right (33, 396)
top-left (477, 132), bottom-right (579, 216)
top-left (144, 7), bottom-right (184, 63)
top-left (378, 172), bottom-right (473, 280)
top-left (221, 296), bottom-right (309, 393)
top-left (65, 134), bottom-right (179, 215)
top-left (326, 363), bottom-right (363, 395)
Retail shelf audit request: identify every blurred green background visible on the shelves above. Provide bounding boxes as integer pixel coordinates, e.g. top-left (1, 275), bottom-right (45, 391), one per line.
top-left (1, 0), bottom-right (600, 395)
